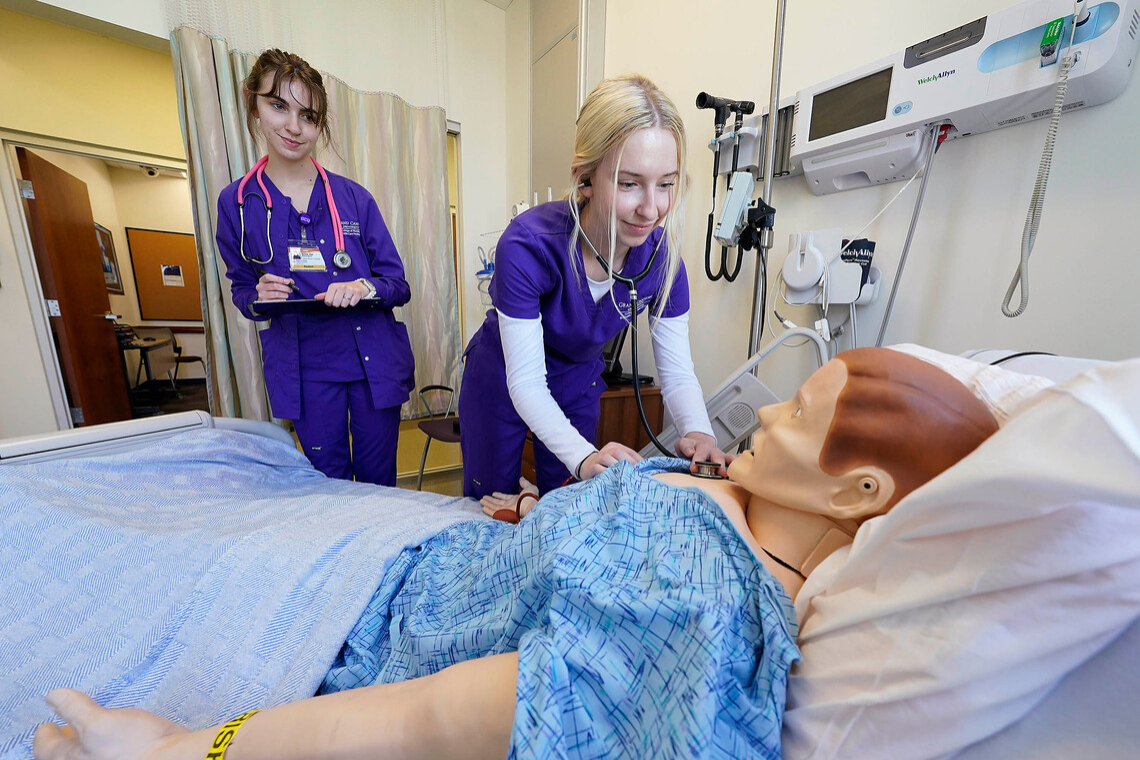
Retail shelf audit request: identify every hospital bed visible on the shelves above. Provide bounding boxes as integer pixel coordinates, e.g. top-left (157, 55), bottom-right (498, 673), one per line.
top-left (1, 349), bottom-right (1137, 760)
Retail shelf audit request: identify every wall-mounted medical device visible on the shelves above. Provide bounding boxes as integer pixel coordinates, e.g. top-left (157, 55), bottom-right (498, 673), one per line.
top-left (781, 229), bottom-right (881, 306)
top-left (781, 0), bottom-right (1139, 194)
top-left (706, 98), bottom-right (797, 180)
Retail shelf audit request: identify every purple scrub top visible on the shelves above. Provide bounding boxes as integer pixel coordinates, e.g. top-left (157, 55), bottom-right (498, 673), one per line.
top-left (463, 201), bottom-right (688, 421)
top-left (216, 169), bottom-right (415, 419)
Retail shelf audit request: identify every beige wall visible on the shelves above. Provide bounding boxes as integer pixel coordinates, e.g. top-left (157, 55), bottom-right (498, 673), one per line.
top-left (0, 8), bottom-right (184, 159)
top-left (606, 0), bottom-right (1140, 405)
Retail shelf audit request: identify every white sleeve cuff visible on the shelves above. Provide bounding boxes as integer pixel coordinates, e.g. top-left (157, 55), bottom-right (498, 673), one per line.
top-left (650, 313), bottom-right (715, 440)
top-left (499, 313), bottom-right (599, 473)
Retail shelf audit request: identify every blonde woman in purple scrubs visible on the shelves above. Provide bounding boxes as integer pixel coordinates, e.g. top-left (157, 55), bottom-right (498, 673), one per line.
top-left (459, 74), bottom-right (730, 500)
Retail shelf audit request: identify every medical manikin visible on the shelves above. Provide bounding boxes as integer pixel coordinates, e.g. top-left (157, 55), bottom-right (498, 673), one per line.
top-left (33, 348), bottom-right (997, 760)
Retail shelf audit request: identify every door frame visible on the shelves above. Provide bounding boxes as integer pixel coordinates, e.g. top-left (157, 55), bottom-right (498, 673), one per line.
top-left (0, 129), bottom-right (187, 430)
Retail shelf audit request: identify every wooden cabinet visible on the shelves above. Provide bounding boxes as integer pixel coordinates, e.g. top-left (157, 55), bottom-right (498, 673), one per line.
top-left (522, 384), bottom-right (663, 482)
top-left (596, 384), bottom-right (663, 452)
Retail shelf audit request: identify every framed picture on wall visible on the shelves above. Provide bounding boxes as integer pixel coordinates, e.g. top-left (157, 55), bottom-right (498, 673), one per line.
top-left (94, 223), bottom-right (124, 295)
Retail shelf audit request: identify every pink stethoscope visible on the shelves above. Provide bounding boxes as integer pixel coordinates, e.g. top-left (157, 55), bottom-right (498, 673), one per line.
top-left (236, 155), bottom-right (351, 269)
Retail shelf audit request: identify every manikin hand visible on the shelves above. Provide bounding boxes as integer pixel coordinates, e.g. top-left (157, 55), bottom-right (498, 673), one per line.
top-left (481, 477), bottom-right (540, 521)
top-left (675, 431), bottom-right (734, 477)
top-left (33, 688), bottom-right (188, 760)
top-left (578, 441), bottom-right (643, 480)
top-left (315, 280), bottom-right (370, 308)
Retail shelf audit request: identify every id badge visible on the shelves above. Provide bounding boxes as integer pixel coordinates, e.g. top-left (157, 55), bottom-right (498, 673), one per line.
top-left (288, 242), bottom-right (326, 271)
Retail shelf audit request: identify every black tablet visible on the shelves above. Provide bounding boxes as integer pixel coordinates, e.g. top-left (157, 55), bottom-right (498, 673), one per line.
top-left (251, 298), bottom-right (389, 317)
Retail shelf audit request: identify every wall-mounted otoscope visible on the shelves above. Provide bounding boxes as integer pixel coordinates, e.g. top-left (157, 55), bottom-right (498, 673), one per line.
top-left (697, 93), bottom-right (756, 283)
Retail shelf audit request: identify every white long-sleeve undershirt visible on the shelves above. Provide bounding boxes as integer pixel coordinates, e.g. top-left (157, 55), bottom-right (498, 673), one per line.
top-left (498, 283), bottom-right (714, 474)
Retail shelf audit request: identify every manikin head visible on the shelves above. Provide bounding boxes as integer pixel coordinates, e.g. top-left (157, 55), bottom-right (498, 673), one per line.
top-left (729, 348), bottom-right (999, 522)
top-left (242, 49), bottom-right (331, 163)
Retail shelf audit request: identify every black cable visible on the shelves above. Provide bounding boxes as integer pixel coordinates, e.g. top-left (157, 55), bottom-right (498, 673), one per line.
top-left (704, 124), bottom-right (725, 282)
top-left (722, 245), bottom-right (744, 282)
top-left (628, 290), bottom-right (675, 457)
top-left (990, 350), bottom-right (1056, 366)
top-left (763, 547), bottom-right (805, 578)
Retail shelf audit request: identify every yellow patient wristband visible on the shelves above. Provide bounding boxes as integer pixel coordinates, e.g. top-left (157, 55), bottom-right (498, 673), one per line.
top-left (204, 710), bottom-right (261, 760)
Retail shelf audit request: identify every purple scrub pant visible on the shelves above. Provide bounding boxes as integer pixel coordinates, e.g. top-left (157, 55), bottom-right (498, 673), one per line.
top-left (459, 386), bottom-right (600, 499)
top-left (292, 379), bottom-right (401, 487)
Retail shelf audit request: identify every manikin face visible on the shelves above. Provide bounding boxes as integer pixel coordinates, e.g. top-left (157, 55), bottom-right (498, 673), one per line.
top-left (728, 359), bottom-right (856, 516)
top-left (580, 127), bottom-right (678, 255)
top-left (255, 72), bottom-right (321, 164)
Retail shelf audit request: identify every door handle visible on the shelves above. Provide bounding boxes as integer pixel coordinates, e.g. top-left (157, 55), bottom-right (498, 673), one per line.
top-left (103, 313), bottom-right (122, 320)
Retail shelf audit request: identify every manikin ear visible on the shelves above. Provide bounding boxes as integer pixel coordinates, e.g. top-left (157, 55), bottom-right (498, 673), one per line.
top-left (826, 466), bottom-right (896, 522)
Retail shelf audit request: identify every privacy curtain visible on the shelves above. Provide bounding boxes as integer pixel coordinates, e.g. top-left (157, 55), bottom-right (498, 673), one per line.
top-left (170, 26), bottom-right (460, 420)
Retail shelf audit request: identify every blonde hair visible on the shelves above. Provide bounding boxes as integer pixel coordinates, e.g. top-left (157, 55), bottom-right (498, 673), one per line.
top-left (567, 74), bottom-right (688, 321)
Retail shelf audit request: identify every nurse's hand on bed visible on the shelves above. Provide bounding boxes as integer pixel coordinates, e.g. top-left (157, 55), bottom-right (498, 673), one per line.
top-left (578, 441), bottom-right (643, 480)
top-left (315, 280), bottom-right (370, 308)
top-left (675, 431), bottom-right (734, 477)
top-left (256, 273), bottom-right (295, 301)
top-left (34, 688), bottom-right (188, 760)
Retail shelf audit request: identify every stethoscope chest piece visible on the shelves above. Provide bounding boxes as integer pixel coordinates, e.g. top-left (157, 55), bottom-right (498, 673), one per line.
top-left (333, 251), bottom-right (352, 269)
top-left (692, 460), bottom-right (726, 479)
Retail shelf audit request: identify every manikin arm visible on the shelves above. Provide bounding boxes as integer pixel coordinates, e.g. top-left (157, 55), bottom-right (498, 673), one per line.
top-left (34, 654), bottom-right (518, 760)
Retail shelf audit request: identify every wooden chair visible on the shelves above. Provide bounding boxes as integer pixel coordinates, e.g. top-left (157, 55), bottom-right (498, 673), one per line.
top-left (415, 385), bottom-right (460, 491)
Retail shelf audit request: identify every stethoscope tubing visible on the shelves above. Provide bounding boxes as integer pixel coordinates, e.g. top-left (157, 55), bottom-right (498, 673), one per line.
top-left (578, 221), bottom-right (674, 457)
top-left (235, 155), bottom-right (347, 268)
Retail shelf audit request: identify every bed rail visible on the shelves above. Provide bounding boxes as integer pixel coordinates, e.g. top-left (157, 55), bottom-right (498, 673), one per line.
top-left (0, 411), bottom-right (295, 465)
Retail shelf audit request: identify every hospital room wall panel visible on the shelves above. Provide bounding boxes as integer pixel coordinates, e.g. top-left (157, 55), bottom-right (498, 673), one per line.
top-left (605, 0), bottom-right (1140, 404)
top-left (440, 0), bottom-right (515, 348)
top-left (0, 147), bottom-right (57, 439)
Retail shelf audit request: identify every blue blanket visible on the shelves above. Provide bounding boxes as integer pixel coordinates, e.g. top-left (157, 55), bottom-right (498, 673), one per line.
top-left (0, 429), bottom-right (481, 759)
top-left (322, 459), bottom-right (800, 759)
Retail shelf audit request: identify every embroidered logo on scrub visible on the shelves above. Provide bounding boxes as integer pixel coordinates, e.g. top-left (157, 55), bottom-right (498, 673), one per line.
top-left (341, 220), bottom-right (361, 236)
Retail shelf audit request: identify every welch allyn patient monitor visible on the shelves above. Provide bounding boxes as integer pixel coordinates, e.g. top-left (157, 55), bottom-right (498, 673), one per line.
top-left (742, 0), bottom-right (1140, 195)
top-left (795, 0), bottom-right (1139, 194)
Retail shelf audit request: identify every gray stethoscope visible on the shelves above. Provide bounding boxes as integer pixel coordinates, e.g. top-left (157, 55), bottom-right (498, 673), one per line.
top-left (237, 155), bottom-right (352, 271)
top-left (576, 207), bottom-right (677, 458)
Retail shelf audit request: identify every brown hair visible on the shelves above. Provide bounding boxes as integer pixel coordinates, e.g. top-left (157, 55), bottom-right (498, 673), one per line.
top-left (242, 49), bottom-right (331, 149)
top-left (821, 348), bottom-right (999, 511)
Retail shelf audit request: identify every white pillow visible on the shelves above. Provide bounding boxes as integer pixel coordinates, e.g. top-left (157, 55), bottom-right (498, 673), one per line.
top-left (888, 343), bottom-right (1055, 425)
top-left (782, 359), bottom-right (1140, 760)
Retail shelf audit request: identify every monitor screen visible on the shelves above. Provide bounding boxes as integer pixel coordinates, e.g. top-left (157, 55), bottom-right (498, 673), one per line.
top-left (809, 67), bottom-right (894, 142)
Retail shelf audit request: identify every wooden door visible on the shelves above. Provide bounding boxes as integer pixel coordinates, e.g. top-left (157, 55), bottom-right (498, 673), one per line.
top-left (17, 148), bottom-right (131, 427)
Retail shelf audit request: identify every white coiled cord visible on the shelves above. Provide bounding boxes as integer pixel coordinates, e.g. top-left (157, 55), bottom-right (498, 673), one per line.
top-left (1003, 2), bottom-right (1081, 317)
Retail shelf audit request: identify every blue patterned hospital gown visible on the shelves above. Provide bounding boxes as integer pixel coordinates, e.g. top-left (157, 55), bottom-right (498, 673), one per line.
top-left (321, 459), bottom-right (800, 759)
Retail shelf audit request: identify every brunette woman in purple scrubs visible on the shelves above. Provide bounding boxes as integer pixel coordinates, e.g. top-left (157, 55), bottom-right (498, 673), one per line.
top-left (459, 74), bottom-right (729, 500)
top-left (215, 50), bottom-right (414, 486)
